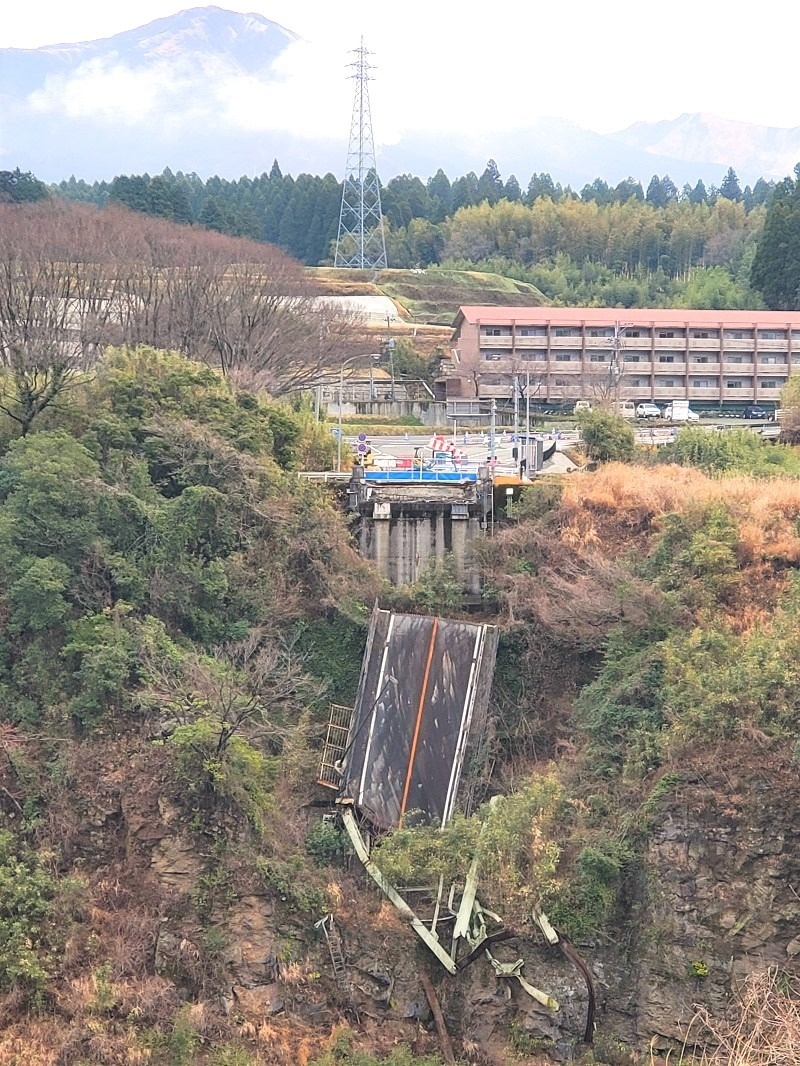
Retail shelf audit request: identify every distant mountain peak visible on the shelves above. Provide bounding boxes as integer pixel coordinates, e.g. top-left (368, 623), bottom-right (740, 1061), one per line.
top-left (17, 7), bottom-right (298, 55)
top-left (613, 113), bottom-right (800, 180)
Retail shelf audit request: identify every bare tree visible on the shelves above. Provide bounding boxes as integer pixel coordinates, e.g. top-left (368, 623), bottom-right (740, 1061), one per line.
top-left (0, 201), bottom-right (362, 431)
top-left (142, 627), bottom-right (327, 756)
top-left (0, 201), bottom-right (122, 433)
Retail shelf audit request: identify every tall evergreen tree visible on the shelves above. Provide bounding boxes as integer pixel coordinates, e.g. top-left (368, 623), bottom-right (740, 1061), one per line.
top-left (751, 168), bottom-right (800, 309)
top-left (504, 175), bottom-right (522, 202)
top-left (477, 159), bottom-right (503, 204)
top-left (688, 179), bottom-right (708, 205)
top-left (719, 167), bottom-right (743, 202)
top-left (426, 169), bottom-right (452, 222)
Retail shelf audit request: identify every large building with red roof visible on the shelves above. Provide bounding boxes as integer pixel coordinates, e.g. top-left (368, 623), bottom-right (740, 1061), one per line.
top-left (445, 307), bottom-right (800, 411)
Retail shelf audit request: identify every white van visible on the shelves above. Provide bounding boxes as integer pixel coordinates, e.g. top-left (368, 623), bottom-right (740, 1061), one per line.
top-left (617, 401), bottom-right (636, 419)
top-left (663, 402), bottom-right (699, 422)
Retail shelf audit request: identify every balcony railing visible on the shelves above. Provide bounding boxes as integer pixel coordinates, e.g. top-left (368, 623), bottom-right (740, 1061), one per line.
top-left (513, 334), bottom-right (548, 346)
top-left (723, 387), bottom-right (756, 399)
top-left (653, 387), bottom-right (689, 399)
top-left (721, 339), bottom-right (755, 350)
top-left (653, 363), bottom-right (687, 374)
top-left (515, 360), bottom-right (549, 372)
top-left (480, 334), bottom-right (514, 347)
top-left (722, 362), bottom-right (755, 374)
top-left (688, 336), bottom-right (721, 348)
top-left (652, 337), bottom-right (687, 349)
top-left (756, 338), bottom-right (789, 349)
top-left (584, 337), bottom-right (615, 348)
top-left (688, 362), bottom-right (721, 373)
top-left (549, 335), bottom-right (583, 347)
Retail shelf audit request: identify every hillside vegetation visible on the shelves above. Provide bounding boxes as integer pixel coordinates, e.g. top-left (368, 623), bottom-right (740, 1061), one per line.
top-left (0, 349), bottom-right (798, 1063)
top-left (311, 266), bottom-right (546, 325)
top-left (53, 163), bottom-right (781, 312)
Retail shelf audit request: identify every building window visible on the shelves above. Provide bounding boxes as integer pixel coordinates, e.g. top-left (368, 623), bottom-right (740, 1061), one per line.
top-left (726, 381), bottom-right (744, 389)
top-left (554, 378), bottom-right (566, 386)
top-left (658, 331), bottom-right (675, 338)
top-left (518, 327), bottom-right (541, 336)
top-left (554, 328), bottom-right (577, 337)
top-left (760, 330), bottom-right (785, 340)
top-left (693, 380), bottom-right (715, 388)
top-left (658, 356), bottom-right (675, 363)
top-left (726, 355), bottom-right (745, 363)
top-left (554, 354), bottom-right (573, 362)
top-left (484, 327), bottom-right (502, 336)
top-left (761, 380), bottom-right (779, 388)
top-left (627, 331), bottom-right (641, 338)
top-left (694, 331), bottom-right (710, 339)
top-left (627, 355), bottom-right (641, 362)
top-left (695, 356), bottom-right (709, 363)
top-left (589, 354), bottom-right (608, 362)
top-left (660, 379), bottom-right (675, 387)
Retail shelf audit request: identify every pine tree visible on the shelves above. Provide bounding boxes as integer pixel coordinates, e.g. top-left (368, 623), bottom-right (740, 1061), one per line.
top-left (719, 167), bottom-right (742, 202)
top-left (751, 170), bottom-right (800, 309)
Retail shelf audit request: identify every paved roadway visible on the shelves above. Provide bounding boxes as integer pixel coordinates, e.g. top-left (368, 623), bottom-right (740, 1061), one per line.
top-left (343, 419), bottom-right (778, 466)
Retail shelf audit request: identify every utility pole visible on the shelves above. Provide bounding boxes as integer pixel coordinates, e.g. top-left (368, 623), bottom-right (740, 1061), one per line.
top-left (525, 372), bottom-right (531, 475)
top-left (610, 321), bottom-right (629, 410)
top-left (334, 40), bottom-right (387, 269)
top-left (513, 375), bottom-right (520, 473)
top-left (385, 315), bottom-right (396, 400)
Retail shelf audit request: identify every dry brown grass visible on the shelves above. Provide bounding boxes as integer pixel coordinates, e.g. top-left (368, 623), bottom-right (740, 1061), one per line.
top-left (678, 969), bottom-right (800, 1065)
top-left (563, 464), bottom-right (800, 545)
top-left (554, 463), bottom-right (800, 631)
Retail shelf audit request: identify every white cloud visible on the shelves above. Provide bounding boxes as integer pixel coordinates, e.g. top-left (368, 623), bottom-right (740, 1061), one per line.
top-left (7, 0), bottom-right (800, 139)
top-left (27, 56), bottom-right (189, 124)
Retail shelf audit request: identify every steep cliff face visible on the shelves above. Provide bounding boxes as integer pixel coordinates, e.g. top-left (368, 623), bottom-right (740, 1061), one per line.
top-left (3, 715), bottom-right (798, 1064)
top-left (631, 750), bottom-right (800, 1051)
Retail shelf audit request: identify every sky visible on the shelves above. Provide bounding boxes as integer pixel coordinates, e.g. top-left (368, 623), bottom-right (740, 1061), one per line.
top-left (2, 0), bottom-right (800, 142)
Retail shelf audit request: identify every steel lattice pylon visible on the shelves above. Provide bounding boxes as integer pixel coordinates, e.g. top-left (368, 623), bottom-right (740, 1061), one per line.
top-left (334, 39), bottom-right (387, 270)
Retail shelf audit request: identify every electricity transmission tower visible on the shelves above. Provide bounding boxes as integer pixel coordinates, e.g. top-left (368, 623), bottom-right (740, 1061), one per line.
top-left (334, 39), bottom-right (387, 269)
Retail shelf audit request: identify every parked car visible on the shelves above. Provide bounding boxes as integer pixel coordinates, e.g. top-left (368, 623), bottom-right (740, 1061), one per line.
top-left (662, 404), bottom-right (699, 422)
top-left (743, 405), bottom-right (771, 420)
top-left (636, 403), bottom-right (661, 419)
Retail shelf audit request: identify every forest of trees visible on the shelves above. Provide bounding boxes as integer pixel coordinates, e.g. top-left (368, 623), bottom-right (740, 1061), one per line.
top-left (0, 150), bottom-right (789, 310)
top-left (52, 160), bottom-right (772, 269)
top-left (45, 158), bottom-right (792, 309)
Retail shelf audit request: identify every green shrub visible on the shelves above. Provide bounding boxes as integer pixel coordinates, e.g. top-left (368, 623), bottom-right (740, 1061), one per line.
top-left (309, 1028), bottom-right (445, 1065)
top-left (577, 410), bottom-right (635, 462)
top-left (0, 829), bottom-right (76, 995)
top-left (305, 819), bottom-right (349, 865)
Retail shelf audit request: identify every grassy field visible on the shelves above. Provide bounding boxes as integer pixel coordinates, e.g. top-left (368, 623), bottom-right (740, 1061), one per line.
top-left (309, 266), bottom-right (546, 326)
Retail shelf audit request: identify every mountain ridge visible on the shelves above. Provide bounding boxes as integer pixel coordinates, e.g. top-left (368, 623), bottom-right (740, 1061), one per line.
top-left (1, 7), bottom-right (799, 187)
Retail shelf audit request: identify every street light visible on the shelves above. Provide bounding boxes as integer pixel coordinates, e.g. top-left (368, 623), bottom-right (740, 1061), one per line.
top-left (337, 353), bottom-right (379, 471)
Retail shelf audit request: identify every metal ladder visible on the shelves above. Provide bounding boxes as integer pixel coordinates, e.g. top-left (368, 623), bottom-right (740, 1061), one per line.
top-left (315, 913), bottom-right (348, 989)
